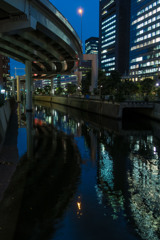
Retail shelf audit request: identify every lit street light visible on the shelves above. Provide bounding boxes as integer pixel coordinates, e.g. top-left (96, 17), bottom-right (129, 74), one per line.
top-left (78, 7), bottom-right (84, 46)
top-left (100, 85), bottom-right (103, 99)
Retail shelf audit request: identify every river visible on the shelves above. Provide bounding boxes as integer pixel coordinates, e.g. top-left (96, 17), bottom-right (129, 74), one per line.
top-left (0, 101), bottom-right (160, 240)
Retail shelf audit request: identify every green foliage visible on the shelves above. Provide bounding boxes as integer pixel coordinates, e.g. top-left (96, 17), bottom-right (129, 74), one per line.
top-left (93, 88), bottom-right (99, 95)
top-left (44, 85), bottom-right (51, 95)
top-left (140, 78), bottom-right (155, 96)
top-left (34, 88), bottom-right (43, 95)
top-left (96, 70), bottom-right (157, 101)
top-left (114, 80), bottom-right (140, 101)
top-left (98, 69), bottom-right (107, 85)
top-left (98, 70), bottom-right (121, 96)
top-left (66, 83), bottom-right (77, 94)
top-left (82, 68), bottom-right (158, 101)
top-left (156, 87), bottom-right (160, 97)
top-left (55, 86), bottom-right (63, 95)
top-left (81, 70), bottom-right (91, 94)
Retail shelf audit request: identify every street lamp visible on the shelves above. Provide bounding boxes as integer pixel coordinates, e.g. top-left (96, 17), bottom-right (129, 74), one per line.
top-left (78, 7), bottom-right (84, 46)
top-left (100, 85), bottom-right (103, 99)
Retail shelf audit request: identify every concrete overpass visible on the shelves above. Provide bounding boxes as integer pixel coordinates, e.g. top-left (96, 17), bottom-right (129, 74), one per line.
top-left (0, 0), bottom-right (82, 110)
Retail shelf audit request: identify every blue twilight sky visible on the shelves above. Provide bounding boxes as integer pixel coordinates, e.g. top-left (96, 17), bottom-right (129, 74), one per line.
top-left (10, 0), bottom-right (99, 77)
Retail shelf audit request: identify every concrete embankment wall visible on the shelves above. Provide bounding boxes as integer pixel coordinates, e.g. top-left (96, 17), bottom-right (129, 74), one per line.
top-left (0, 100), bottom-right (11, 140)
top-left (145, 103), bottom-right (160, 121)
top-left (33, 95), bottom-right (160, 121)
top-left (33, 95), bottom-right (122, 119)
top-left (130, 103), bottom-right (160, 121)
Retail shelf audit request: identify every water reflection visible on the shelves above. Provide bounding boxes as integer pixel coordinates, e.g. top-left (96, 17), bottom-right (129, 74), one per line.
top-left (0, 101), bottom-right (160, 240)
top-left (128, 135), bottom-right (160, 240)
top-left (33, 102), bottom-right (160, 240)
top-left (0, 104), bottom-right (81, 240)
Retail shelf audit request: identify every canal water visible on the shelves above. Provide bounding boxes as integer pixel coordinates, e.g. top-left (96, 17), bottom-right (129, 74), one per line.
top-left (0, 101), bottom-right (160, 240)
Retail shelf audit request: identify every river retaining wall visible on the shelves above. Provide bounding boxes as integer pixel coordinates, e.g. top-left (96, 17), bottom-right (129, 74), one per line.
top-left (33, 95), bottom-right (122, 119)
top-left (0, 100), bottom-right (11, 141)
top-left (33, 95), bottom-right (160, 121)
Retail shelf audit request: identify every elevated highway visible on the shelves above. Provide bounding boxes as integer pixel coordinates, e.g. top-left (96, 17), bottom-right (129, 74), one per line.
top-left (0, 0), bottom-right (82, 109)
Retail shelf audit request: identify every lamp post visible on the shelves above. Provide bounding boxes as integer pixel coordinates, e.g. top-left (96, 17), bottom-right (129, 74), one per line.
top-left (100, 85), bottom-right (103, 99)
top-left (78, 8), bottom-right (83, 46)
top-left (14, 67), bottom-right (25, 101)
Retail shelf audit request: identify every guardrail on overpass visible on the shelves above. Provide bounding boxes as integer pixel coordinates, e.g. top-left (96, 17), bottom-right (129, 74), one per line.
top-left (0, 0), bottom-right (82, 76)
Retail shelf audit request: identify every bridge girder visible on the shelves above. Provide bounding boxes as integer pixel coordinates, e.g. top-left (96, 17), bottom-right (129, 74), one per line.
top-left (0, 0), bottom-right (82, 77)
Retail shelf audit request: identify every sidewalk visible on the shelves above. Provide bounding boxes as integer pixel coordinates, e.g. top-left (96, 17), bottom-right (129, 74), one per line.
top-left (0, 101), bottom-right (19, 202)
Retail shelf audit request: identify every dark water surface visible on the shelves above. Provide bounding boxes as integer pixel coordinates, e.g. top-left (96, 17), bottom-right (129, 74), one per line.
top-left (0, 102), bottom-right (160, 240)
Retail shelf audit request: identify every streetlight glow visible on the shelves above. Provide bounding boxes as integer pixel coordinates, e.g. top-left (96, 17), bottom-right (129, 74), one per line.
top-left (78, 8), bottom-right (83, 16)
top-left (77, 7), bottom-right (84, 46)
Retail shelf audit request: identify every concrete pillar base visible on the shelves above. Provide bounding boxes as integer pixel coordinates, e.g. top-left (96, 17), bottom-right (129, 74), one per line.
top-left (25, 60), bottom-right (32, 111)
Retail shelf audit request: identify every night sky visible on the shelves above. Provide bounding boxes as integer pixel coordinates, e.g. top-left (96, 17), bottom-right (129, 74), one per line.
top-left (10, 0), bottom-right (99, 77)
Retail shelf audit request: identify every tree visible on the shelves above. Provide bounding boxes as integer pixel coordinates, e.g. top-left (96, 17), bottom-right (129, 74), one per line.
top-left (44, 85), bottom-right (51, 95)
top-left (97, 69), bottom-right (107, 95)
top-left (104, 70), bottom-right (121, 96)
top-left (81, 70), bottom-right (91, 94)
top-left (98, 69), bottom-right (107, 86)
top-left (97, 70), bottom-right (122, 96)
top-left (119, 80), bottom-right (140, 96)
top-left (156, 87), bottom-right (160, 98)
top-left (55, 86), bottom-right (63, 95)
top-left (140, 78), bottom-right (155, 96)
top-left (66, 83), bottom-right (77, 94)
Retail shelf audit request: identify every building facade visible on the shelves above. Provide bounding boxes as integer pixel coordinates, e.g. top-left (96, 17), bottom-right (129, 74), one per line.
top-left (0, 55), bottom-right (10, 88)
top-left (78, 54), bottom-right (98, 93)
top-left (99, 0), bottom-right (131, 76)
top-left (129, 0), bottom-right (160, 81)
top-left (85, 37), bottom-right (99, 54)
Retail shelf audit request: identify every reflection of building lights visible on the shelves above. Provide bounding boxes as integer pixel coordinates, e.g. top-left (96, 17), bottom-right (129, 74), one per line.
top-left (48, 116), bottom-right (52, 124)
top-left (77, 202), bottom-right (81, 210)
top-left (77, 196), bottom-right (82, 218)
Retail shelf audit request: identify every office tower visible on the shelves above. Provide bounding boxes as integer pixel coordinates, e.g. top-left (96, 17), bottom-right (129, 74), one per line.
top-left (85, 37), bottom-right (99, 54)
top-left (99, 0), bottom-right (131, 76)
top-left (129, 0), bottom-right (160, 81)
top-left (0, 55), bottom-right (10, 87)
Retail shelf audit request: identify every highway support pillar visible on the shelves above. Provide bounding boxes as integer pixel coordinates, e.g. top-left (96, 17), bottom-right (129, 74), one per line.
top-left (17, 76), bottom-right (20, 102)
top-left (12, 79), bottom-right (15, 97)
top-left (51, 77), bottom-right (54, 95)
top-left (25, 60), bottom-right (32, 111)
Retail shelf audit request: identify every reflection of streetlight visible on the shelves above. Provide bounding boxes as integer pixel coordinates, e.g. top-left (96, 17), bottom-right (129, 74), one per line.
top-left (77, 196), bottom-right (82, 218)
top-left (78, 8), bottom-right (84, 46)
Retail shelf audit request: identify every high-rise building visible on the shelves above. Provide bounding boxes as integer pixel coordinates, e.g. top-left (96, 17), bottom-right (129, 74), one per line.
top-left (99, 0), bottom-right (131, 76)
top-left (0, 55), bottom-right (10, 88)
top-left (85, 37), bottom-right (99, 54)
top-left (78, 54), bottom-right (98, 92)
top-left (129, 0), bottom-right (160, 81)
